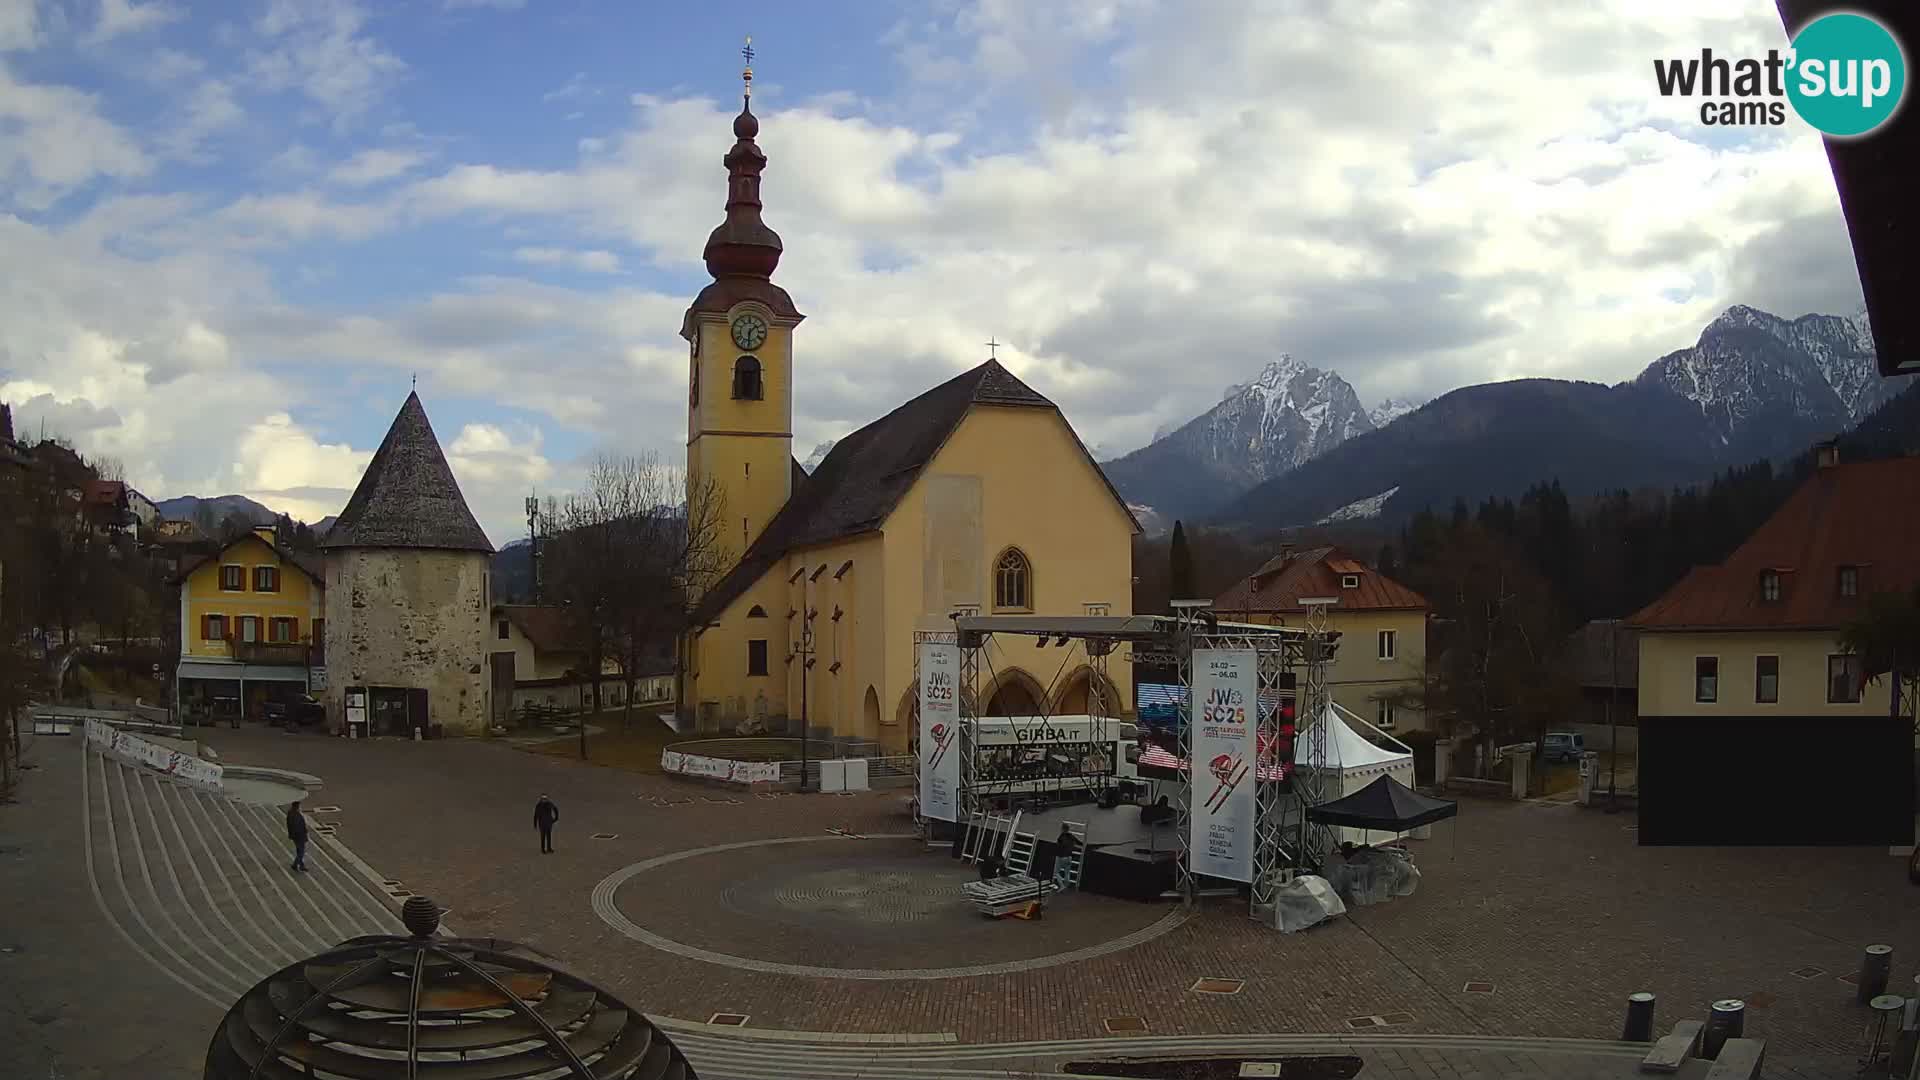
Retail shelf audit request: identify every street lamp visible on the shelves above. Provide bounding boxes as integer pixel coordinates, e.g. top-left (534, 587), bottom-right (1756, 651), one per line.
top-left (793, 619), bottom-right (816, 791)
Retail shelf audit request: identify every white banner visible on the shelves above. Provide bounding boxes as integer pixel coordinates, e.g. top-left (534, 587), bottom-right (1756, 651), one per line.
top-left (1189, 649), bottom-right (1258, 883)
top-left (85, 718), bottom-right (224, 790)
top-left (917, 641), bottom-right (961, 822)
top-left (659, 750), bottom-right (782, 785)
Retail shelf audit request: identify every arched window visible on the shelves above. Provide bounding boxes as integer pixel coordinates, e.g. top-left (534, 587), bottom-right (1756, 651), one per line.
top-left (746, 605), bottom-right (768, 618)
top-left (994, 547), bottom-right (1031, 610)
top-left (732, 356), bottom-right (763, 400)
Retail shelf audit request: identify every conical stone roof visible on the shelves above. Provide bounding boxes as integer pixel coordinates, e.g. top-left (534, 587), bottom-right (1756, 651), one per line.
top-left (321, 392), bottom-right (494, 553)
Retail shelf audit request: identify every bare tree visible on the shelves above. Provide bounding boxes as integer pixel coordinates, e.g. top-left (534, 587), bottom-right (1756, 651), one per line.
top-left (542, 453), bottom-right (729, 755)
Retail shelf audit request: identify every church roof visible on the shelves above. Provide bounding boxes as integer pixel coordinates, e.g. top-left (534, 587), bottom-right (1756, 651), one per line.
top-left (692, 358), bottom-right (1135, 624)
top-left (321, 392), bottom-right (494, 553)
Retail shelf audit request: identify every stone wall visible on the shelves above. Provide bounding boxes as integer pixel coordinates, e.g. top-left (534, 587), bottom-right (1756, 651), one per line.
top-left (323, 548), bottom-right (490, 736)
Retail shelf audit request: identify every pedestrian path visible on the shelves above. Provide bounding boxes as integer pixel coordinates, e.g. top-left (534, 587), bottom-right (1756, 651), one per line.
top-left (80, 745), bottom-right (401, 1010)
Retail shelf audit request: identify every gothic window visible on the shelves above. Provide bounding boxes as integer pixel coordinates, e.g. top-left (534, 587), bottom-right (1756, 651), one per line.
top-left (994, 548), bottom-right (1031, 611)
top-left (732, 356), bottom-right (763, 400)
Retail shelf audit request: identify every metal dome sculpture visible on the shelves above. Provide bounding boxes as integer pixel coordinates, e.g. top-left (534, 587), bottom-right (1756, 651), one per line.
top-left (205, 896), bottom-right (697, 1079)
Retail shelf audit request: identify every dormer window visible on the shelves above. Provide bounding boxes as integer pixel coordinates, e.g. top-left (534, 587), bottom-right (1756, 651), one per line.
top-left (1759, 570), bottom-right (1781, 603)
top-left (1837, 565), bottom-right (1859, 598)
top-left (1340, 574), bottom-right (1360, 589)
top-left (732, 356), bottom-right (763, 400)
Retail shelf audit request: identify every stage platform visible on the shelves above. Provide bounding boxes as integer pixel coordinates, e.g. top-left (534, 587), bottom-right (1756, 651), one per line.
top-left (942, 801), bottom-right (1183, 903)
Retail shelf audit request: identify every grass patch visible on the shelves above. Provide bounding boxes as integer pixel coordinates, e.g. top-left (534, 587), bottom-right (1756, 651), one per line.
top-left (521, 715), bottom-right (762, 775)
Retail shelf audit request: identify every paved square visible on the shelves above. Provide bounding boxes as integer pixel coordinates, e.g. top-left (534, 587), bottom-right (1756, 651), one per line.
top-left (4, 725), bottom-right (1903, 1079)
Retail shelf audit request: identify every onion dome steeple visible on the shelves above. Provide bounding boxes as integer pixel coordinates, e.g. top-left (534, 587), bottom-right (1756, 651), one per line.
top-left (703, 36), bottom-right (783, 280)
top-left (683, 36), bottom-right (803, 330)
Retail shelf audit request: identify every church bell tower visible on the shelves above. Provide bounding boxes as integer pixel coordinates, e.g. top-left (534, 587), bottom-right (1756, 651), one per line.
top-left (683, 38), bottom-right (804, 562)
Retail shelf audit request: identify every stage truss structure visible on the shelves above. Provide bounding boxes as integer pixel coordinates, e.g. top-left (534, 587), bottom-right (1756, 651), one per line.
top-left (910, 610), bottom-right (1336, 925)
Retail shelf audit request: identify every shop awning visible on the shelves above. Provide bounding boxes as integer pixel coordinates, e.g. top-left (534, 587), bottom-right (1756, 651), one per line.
top-left (176, 661), bottom-right (310, 684)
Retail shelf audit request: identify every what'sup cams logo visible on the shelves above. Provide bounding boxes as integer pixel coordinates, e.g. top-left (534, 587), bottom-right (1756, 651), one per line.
top-left (1654, 11), bottom-right (1907, 137)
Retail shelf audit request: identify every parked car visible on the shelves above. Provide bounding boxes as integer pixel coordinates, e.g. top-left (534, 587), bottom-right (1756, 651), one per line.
top-left (1542, 731), bottom-right (1586, 763)
top-left (263, 694), bottom-right (325, 729)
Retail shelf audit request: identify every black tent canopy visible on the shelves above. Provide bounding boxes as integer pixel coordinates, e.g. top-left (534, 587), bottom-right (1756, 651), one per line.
top-left (1307, 775), bottom-right (1458, 832)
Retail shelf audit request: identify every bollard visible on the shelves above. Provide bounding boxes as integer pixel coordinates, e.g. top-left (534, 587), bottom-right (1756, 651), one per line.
top-left (1702, 999), bottom-right (1745, 1060)
top-left (1861, 944), bottom-right (1895, 1005)
top-left (1621, 991), bottom-right (1657, 1042)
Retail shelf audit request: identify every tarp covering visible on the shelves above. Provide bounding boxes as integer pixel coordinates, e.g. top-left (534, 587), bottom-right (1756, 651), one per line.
top-left (1270, 874), bottom-right (1346, 933)
top-left (1307, 774), bottom-right (1457, 832)
top-left (1325, 844), bottom-right (1421, 907)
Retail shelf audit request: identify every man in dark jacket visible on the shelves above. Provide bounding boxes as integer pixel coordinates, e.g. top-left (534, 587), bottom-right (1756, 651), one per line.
top-left (287, 801), bottom-right (309, 872)
top-left (534, 794), bottom-right (559, 854)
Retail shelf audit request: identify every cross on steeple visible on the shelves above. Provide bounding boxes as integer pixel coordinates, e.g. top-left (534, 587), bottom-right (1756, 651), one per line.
top-left (985, 337), bottom-right (1000, 359)
top-left (741, 35), bottom-right (754, 99)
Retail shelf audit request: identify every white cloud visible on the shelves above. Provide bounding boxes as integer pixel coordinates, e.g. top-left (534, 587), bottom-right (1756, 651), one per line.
top-left (447, 422), bottom-right (554, 540)
top-left (543, 71), bottom-right (597, 103)
top-left (328, 146), bottom-right (430, 186)
top-left (84, 0), bottom-right (182, 44)
top-left (0, 0), bottom-right (42, 51)
top-left (245, 0), bottom-right (405, 129)
top-left (0, 0), bottom-right (1872, 543)
top-left (227, 413), bottom-right (371, 523)
top-left (158, 78), bottom-right (244, 160)
top-left (0, 63), bottom-right (151, 207)
top-left (513, 246), bottom-right (621, 273)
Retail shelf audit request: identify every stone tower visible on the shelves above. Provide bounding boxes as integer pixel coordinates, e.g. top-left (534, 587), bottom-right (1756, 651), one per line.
top-left (321, 392), bottom-right (495, 736)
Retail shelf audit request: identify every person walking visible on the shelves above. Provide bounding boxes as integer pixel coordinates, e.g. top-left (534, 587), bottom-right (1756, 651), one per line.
top-left (286, 801), bottom-right (309, 872)
top-left (534, 794), bottom-right (559, 854)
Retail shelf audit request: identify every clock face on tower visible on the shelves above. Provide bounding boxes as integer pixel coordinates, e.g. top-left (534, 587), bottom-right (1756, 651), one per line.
top-left (730, 313), bottom-right (769, 351)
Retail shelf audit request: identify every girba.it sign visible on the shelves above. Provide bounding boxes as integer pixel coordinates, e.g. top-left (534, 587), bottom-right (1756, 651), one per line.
top-left (1653, 12), bottom-right (1907, 137)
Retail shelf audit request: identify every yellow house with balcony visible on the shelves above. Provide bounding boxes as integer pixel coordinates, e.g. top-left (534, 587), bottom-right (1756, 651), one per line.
top-left (175, 525), bottom-right (326, 723)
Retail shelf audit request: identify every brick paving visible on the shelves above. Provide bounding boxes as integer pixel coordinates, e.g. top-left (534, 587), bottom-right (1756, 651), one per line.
top-left (202, 727), bottom-right (1917, 1064)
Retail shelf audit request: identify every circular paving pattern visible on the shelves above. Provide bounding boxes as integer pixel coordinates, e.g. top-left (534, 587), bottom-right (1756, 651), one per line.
top-left (592, 834), bottom-right (1191, 980)
top-left (752, 866), bottom-right (952, 926)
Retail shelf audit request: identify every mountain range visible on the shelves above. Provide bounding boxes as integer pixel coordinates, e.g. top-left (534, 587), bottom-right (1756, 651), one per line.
top-left (1104, 304), bottom-right (1909, 534)
top-left (1101, 354), bottom-right (1406, 522)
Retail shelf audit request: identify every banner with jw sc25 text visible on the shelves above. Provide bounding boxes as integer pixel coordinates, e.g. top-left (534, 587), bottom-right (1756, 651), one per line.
top-left (1189, 648), bottom-right (1257, 883)
top-left (917, 641), bottom-right (961, 822)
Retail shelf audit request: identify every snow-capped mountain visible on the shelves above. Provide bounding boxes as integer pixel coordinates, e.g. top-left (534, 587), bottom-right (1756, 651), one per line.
top-left (1102, 354), bottom-right (1375, 522)
top-left (799, 439), bottom-right (837, 474)
top-left (1633, 304), bottom-right (1909, 465)
top-left (1368, 397), bottom-right (1424, 428)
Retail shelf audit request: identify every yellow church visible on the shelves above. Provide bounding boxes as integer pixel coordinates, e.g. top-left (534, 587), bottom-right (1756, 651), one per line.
top-left (680, 72), bottom-right (1138, 752)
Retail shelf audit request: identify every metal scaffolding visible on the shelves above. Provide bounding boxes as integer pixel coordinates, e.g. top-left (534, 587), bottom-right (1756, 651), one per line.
top-left (908, 610), bottom-right (1334, 926)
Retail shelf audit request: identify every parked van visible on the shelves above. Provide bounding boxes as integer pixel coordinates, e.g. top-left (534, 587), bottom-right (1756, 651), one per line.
top-left (1542, 731), bottom-right (1585, 763)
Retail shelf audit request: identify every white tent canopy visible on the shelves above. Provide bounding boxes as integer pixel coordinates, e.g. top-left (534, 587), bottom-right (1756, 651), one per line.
top-left (1296, 702), bottom-right (1418, 846)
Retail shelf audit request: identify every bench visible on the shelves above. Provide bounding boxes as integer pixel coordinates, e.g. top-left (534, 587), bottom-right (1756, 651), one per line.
top-left (1701, 1038), bottom-right (1763, 1080)
top-left (1641, 1020), bottom-right (1703, 1072)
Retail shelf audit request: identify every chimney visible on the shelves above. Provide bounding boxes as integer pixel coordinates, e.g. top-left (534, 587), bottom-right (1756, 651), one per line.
top-left (1814, 440), bottom-right (1840, 470)
top-left (253, 524), bottom-right (277, 546)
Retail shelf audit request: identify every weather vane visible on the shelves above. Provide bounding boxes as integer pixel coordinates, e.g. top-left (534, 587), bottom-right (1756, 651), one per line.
top-left (985, 336), bottom-right (1000, 359)
top-left (741, 35), bottom-right (754, 99)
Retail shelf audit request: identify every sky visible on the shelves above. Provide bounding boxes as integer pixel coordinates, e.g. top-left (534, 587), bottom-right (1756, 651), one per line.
top-left (0, 0), bottom-right (1870, 546)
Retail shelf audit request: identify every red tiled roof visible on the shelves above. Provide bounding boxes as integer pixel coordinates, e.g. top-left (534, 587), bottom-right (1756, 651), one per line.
top-left (84, 479), bottom-right (125, 505)
top-left (1213, 546), bottom-right (1428, 614)
top-left (1628, 456), bottom-right (1920, 631)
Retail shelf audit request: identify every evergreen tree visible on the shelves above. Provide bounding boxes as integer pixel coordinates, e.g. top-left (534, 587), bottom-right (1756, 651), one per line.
top-left (1168, 520), bottom-right (1194, 602)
